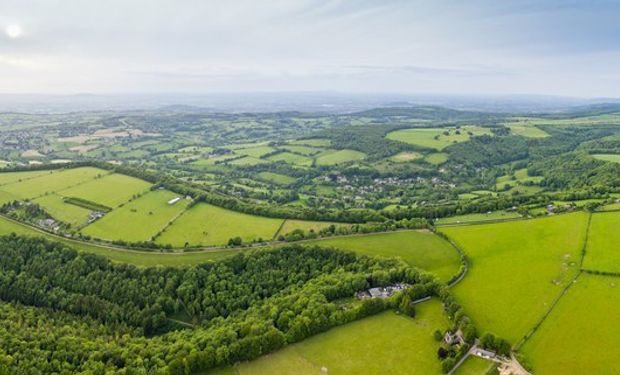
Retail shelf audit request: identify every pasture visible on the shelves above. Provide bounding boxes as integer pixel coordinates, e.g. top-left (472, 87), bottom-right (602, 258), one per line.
top-left (267, 152), bottom-right (313, 166)
top-left (583, 211), bottom-right (620, 273)
top-left (435, 211), bottom-right (522, 225)
top-left (454, 356), bottom-right (493, 375)
top-left (507, 124), bottom-right (549, 138)
top-left (234, 300), bottom-right (449, 375)
top-left (257, 172), bottom-right (296, 185)
top-left (314, 149), bottom-right (366, 166)
top-left (0, 169), bottom-right (54, 186)
top-left (277, 219), bottom-right (350, 236)
top-left (234, 146), bottom-right (275, 158)
top-left (310, 230), bottom-right (461, 282)
top-left (591, 153), bottom-right (620, 163)
top-left (386, 126), bottom-right (492, 150)
top-left (424, 152), bottom-right (449, 165)
top-left (439, 213), bottom-right (588, 343)
top-left (0, 167), bottom-right (107, 199)
top-left (81, 190), bottom-right (189, 242)
top-left (57, 173), bottom-right (152, 207)
top-left (521, 274), bottom-right (620, 374)
top-left (155, 203), bottom-right (283, 246)
top-left (390, 151), bottom-right (423, 162)
top-left (34, 194), bottom-right (92, 226)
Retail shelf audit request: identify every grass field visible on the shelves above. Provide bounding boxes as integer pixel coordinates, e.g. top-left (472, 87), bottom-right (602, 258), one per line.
top-left (280, 145), bottom-right (323, 156)
top-left (258, 172), bottom-right (296, 185)
top-left (233, 300), bottom-right (449, 375)
top-left (521, 274), bottom-right (620, 374)
top-left (507, 124), bottom-right (549, 138)
top-left (156, 203), bottom-right (283, 246)
top-left (0, 167), bottom-right (107, 199)
top-left (267, 152), bottom-right (313, 166)
top-left (34, 194), bottom-right (92, 226)
top-left (454, 356), bottom-right (493, 375)
top-left (57, 173), bottom-right (152, 207)
top-left (425, 152), bottom-right (449, 165)
top-left (277, 219), bottom-right (349, 236)
top-left (390, 151), bottom-right (423, 162)
top-left (289, 138), bottom-right (331, 147)
top-left (583, 211), bottom-right (620, 273)
top-left (82, 190), bottom-right (189, 242)
top-left (310, 230), bottom-right (461, 282)
top-left (387, 126), bottom-right (492, 150)
top-left (435, 211), bottom-right (522, 225)
top-left (234, 146), bottom-right (275, 158)
top-left (592, 153), bottom-right (620, 163)
top-left (314, 149), bottom-right (366, 166)
top-left (227, 156), bottom-right (266, 166)
top-left (0, 169), bottom-right (54, 186)
top-left (439, 213), bottom-right (588, 343)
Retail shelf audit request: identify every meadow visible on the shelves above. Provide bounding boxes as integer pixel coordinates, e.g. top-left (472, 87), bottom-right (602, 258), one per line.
top-left (425, 152), bottom-right (449, 165)
top-left (507, 124), bottom-right (549, 138)
top-left (277, 219), bottom-right (350, 236)
top-left (155, 202), bottom-right (283, 246)
top-left (310, 230), bottom-right (461, 282)
top-left (591, 153), bottom-right (620, 163)
top-left (267, 152), bottom-right (313, 166)
top-left (583, 211), bottom-right (620, 273)
top-left (439, 213), bottom-right (588, 343)
top-left (0, 169), bottom-right (54, 186)
top-left (34, 194), bottom-right (92, 226)
top-left (390, 151), bottom-right (423, 162)
top-left (81, 190), bottom-right (189, 242)
top-left (0, 167), bottom-right (107, 200)
top-left (233, 300), bottom-right (449, 375)
top-left (314, 149), bottom-right (366, 166)
top-left (453, 356), bottom-right (493, 375)
top-left (435, 211), bottom-right (522, 225)
top-left (57, 172), bottom-right (152, 207)
top-left (257, 171), bottom-right (296, 185)
top-left (386, 126), bottom-right (492, 150)
top-left (521, 274), bottom-right (620, 374)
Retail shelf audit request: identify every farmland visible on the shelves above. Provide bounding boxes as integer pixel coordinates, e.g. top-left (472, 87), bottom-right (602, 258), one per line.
top-left (277, 219), bottom-right (350, 236)
top-left (521, 274), bottom-right (620, 374)
top-left (582, 211), bottom-right (620, 273)
top-left (386, 126), bottom-right (492, 150)
top-left (435, 210), bottom-right (522, 225)
top-left (0, 167), bottom-right (107, 200)
top-left (156, 202), bottom-right (283, 246)
top-left (57, 173), bottom-right (152, 207)
top-left (234, 300), bottom-right (450, 375)
top-left (439, 213), bottom-right (588, 343)
top-left (314, 149), bottom-right (366, 165)
top-left (310, 230), bottom-right (461, 282)
top-left (591, 153), bottom-right (620, 163)
top-left (33, 194), bottom-right (92, 226)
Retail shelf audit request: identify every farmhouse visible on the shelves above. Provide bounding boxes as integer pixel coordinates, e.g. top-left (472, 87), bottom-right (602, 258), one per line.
top-left (167, 197), bottom-right (181, 205)
top-left (356, 283), bottom-right (410, 299)
top-left (444, 329), bottom-right (464, 345)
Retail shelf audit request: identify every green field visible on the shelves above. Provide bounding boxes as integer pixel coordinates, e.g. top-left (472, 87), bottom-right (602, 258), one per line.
top-left (390, 151), bottom-right (423, 162)
top-left (435, 211), bottom-right (522, 225)
top-left (227, 156), bottom-right (266, 166)
top-left (34, 194), bottom-right (92, 226)
top-left (387, 126), bottom-right (492, 150)
top-left (234, 146), bottom-right (275, 158)
top-left (507, 124), bottom-right (549, 138)
top-left (267, 152), bottom-right (313, 166)
top-left (583, 211), bottom-right (620, 273)
top-left (521, 274), bottom-right (620, 374)
top-left (310, 230), bottom-right (461, 282)
top-left (0, 167), bottom-right (107, 199)
top-left (277, 219), bottom-right (349, 236)
top-left (0, 170), bottom-right (55, 186)
top-left (592, 153), bottom-right (620, 163)
top-left (57, 173), bottom-right (152, 207)
top-left (258, 172), bottom-right (296, 185)
top-left (425, 152), bottom-right (449, 165)
top-left (314, 149), bottom-right (366, 166)
top-left (289, 138), bottom-right (331, 147)
top-left (454, 356), bottom-right (493, 375)
top-left (234, 300), bottom-right (449, 375)
top-left (82, 190), bottom-right (189, 242)
top-left (439, 213), bottom-right (588, 343)
top-left (156, 203), bottom-right (283, 246)
top-left (280, 145), bottom-right (323, 156)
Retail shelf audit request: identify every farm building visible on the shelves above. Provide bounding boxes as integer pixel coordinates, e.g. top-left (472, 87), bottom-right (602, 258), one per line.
top-left (167, 197), bottom-right (181, 205)
top-left (356, 283), bottom-right (410, 299)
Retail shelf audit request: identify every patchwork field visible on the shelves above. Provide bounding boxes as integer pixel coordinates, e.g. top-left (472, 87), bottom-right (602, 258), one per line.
top-left (521, 274), bottom-right (620, 374)
top-left (0, 167), bottom-right (107, 199)
top-left (583, 211), bottom-right (620, 273)
top-left (34, 194), bottom-right (92, 226)
top-left (57, 173), bottom-right (152, 208)
top-left (82, 190), bottom-right (189, 242)
top-left (435, 211), bottom-right (522, 225)
top-left (439, 213), bottom-right (588, 343)
top-left (310, 230), bottom-right (461, 282)
top-left (156, 203), bottom-right (283, 246)
top-left (233, 300), bottom-right (449, 375)
top-left (386, 126), bottom-right (492, 150)
top-left (314, 149), bottom-right (366, 166)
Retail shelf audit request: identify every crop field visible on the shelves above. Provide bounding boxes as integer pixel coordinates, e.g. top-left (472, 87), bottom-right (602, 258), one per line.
top-left (582, 211), bottom-right (620, 273)
top-left (267, 152), bottom-right (313, 166)
top-left (439, 213), bottom-right (588, 343)
top-left (310, 230), bottom-right (461, 282)
top-left (82, 190), bottom-right (189, 242)
top-left (34, 194), bottom-right (92, 226)
top-left (0, 167), bottom-right (107, 199)
top-left (314, 149), bottom-right (366, 166)
top-left (277, 219), bottom-right (350, 236)
top-left (454, 356), bottom-right (493, 375)
top-left (591, 153), bottom-right (620, 163)
top-left (435, 211), bottom-right (522, 225)
top-left (57, 173), bottom-right (152, 208)
top-left (521, 274), bottom-right (620, 374)
top-left (156, 203), bottom-right (283, 246)
top-left (424, 152), bottom-right (449, 165)
top-left (507, 124), bottom-right (549, 138)
top-left (234, 300), bottom-right (449, 375)
top-left (386, 126), bottom-right (492, 150)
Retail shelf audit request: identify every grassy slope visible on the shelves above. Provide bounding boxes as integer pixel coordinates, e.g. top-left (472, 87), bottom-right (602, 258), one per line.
top-left (58, 173), bottom-right (152, 207)
top-left (310, 230), bottom-right (461, 282)
top-left (82, 190), bottom-right (189, 242)
top-left (439, 213), bottom-right (587, 343)
top-left (521, 274), bottom-right (620, 375)
top-left (156, 202), bottom-right (283, 246)
top-left (583, 211), bottom-right (620, 273)
top-left (234, 300), bottom-right (449, 375)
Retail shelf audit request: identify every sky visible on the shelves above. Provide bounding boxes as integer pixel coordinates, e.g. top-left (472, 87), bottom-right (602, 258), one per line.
top-left (1, 0), bottom-right (620, 97)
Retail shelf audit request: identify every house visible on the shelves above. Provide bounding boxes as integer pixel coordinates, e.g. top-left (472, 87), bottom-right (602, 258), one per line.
top-left (443, 330), bottom-right (464, 345)
top-left (356, 283), bottom-right (411, 300)
top-left (167, 197), bottom-right (181, 205)
top-left (474, 348), bottom-right (496, 359)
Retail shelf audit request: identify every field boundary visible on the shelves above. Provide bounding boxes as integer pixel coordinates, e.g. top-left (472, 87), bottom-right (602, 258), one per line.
top-left (273, 219), bottom-right (288, 238)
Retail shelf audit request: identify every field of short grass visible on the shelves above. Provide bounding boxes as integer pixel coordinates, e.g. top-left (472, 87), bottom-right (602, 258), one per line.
top-left (0, 169), bottom-right (54, 186)
top-left (390, 151), bottom-right (423, 162)
top-left (521, 274), bottom-right (620, 374)
top-left (289, 138), bottom-right (331, 147)
top-left (156, 203), bottom-right (283, 246)
top-left (439, 212), bottom-right (588, 343)
top-left (583, 211), bottom-right (620, 273)
top-left (435, 211), bottom-right (522, 225)
top-left (34, 194), bottom-right (92, 226)
top-left (387, 126), bottom-right (492, 150)
top-left (267, 152), bottom-right (313, 166)
top-left (425, 152), bottom-right (449, 165)
top-left (234, 146), bottom-right (275, 158)
top-left (258, 172), bottom-right (296, 185)
top-left (310, 230), bottom-right (461, 282)
top-left (234, 300), bottom-right (449, 375)
top-left (314, 149), bottom-right (366, 166)
top-left (591, 153), bottom-right (620, 163)
top-left (0, 167), bottom-right (107, 199)
top-left (227, 156), bottom-right (266, 166)
top-left (279, 145), bottom-right (323, 156)
top-left (57, 173), bottom-right (152, 207)
top-left (277, 219), bottom-right (349, 236)
top-left (82, 190), bottom-right (189, 242)
top-left (454, 356), bottom-right (493, 375)
top-left (507, 124), bottom-right (549, 138)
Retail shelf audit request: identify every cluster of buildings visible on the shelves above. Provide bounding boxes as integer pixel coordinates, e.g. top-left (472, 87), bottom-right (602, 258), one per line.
top-left (356, 283), bottom-right (410, 299)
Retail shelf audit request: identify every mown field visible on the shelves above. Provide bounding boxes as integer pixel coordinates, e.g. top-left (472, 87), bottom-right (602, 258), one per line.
top-left (82, 190), bottom-right (190, 242)
top-left (439, 213), bottom-right (588, 343)
top-left (453, 356), bottom-right (493, 375)
top-left (386, 126), bottom-right (492, 150)
top-left (231, 300), bottom-right (449, 375)
top-left (521, 274), bottom-right (620, 374)
top-left (310, 230), bottom-right (461, 282)
top-left (156, 203), bottom-right (283, 246)
top-left (0, 167), bottom-right (107, 200)
top-left (582, 211), bottom-right (620, 273)
top-left (57, 173), bottom-right (152, 207)
top-left (435, 211), bottom-right (522, 225)
top-left (314, 149), bottom-right (366, 166)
